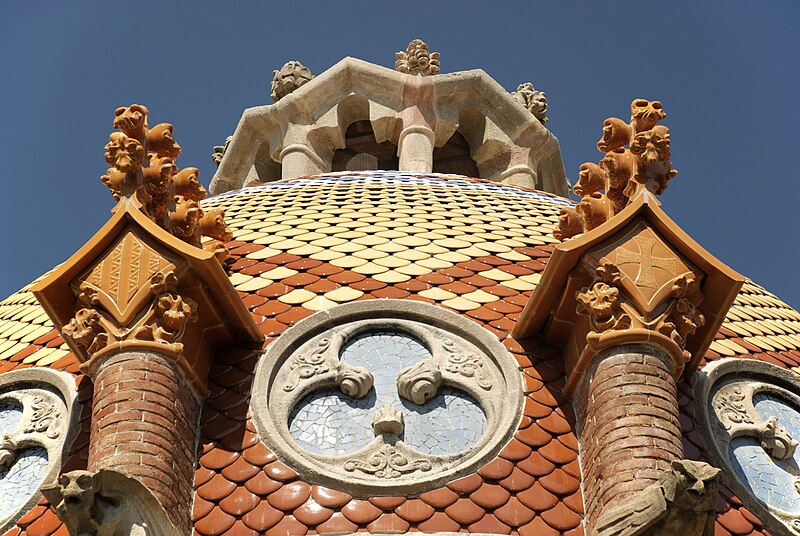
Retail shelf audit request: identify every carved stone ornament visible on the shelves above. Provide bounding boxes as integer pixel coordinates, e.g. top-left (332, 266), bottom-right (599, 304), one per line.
top-left (211, 136), bottom-right (232, 167)
top-left (595, 459), bottom-right (720, 536)
top-left (511, 82), bottom-right (549, 124)
top-left (250, 299), bottom-right (523, 496)
top-left (0, 369), bottom-right (79, 534)
top-left (395, 39), bottom-right (440, 76)
top-left (695, 359), bottom-right (800, 535)
top-left (100, 104), bottom-right (234, 261)
top-left (271, 61), bottom-right (314, 102)
top-left (513, 190), bottom-right (745, 393)
top-left (31, 199), bottom-right (263, 397)
top-left (41, 469), bottom-right (179, 536)
top-left (555, 99), bottom-right (678, 242)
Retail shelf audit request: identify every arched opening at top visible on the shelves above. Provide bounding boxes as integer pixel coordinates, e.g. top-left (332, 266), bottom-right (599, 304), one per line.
top-left (331, 121), bottom-right (399, 172)
top-left (433, 130), bottom-right (479, 177)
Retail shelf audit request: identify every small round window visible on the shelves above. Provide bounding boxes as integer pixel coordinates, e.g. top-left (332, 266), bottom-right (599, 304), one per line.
top-left (251, 300), bottom-right (523, 495)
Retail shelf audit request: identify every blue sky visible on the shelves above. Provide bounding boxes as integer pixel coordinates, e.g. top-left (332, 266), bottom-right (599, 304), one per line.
top-left (1, 3), bottom-right (799, 309)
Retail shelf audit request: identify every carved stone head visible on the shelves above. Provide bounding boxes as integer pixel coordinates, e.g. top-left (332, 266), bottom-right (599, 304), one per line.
top-left (630, 99), bottom-right (666, 132)
top-left (199, 208), bottom-right (233, 243)
top-left (395, 39), bottom-right (440, 76)
top-left (512, 82), bottom-right (548, 124)
top-left (574, 162), bottom-right (607, 197)
top-left (661, 460), bottom-right (720, 512)
top-left (147, 123), bottom-right (181, 158)
top-left (104, 132), bottom-right (145, 173)
top-left (113, 104), bottom-right (149, 140)
top-left (173, 167), bottom-right (206, 201)
top-left (597, 117), bottom-right (631, 152)
top-left (271, 61), bottom-right (314, 102)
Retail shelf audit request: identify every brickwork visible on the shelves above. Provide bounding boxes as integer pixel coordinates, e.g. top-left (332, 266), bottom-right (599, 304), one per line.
top-left (575, 344), bottom-right (683, 533)
top-left (87, 351), bottom-right (201, 532)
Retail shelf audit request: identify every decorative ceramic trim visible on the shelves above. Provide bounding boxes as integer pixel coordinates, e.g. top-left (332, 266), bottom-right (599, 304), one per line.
top-left (0, 368), bottom-right (79, 534)
top-left (251, 299), bottom-right (523, 496)
top-left (694, 359), bottom-right (800, 535)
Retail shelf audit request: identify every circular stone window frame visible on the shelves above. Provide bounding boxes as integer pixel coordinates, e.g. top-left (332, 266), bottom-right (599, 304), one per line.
top-left (0, 368), bottom-right (80, 534)
top-left (694, 358), bottom-right (800, 535)
top-left (251, 299), bottom-right (524, 496)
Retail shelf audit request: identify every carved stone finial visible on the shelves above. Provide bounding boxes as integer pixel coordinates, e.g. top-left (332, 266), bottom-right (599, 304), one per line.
top-left (100, 105), bottom-right (233, 261)
top-left (511, 82), bottom-right (549, 124)
top-left (596, 459), bottom-right (720, 536)
top-left (395, 39), bottom-right (440, 76)
top-left (335, 363), bottom-right (374, 399)
top-left (397, 361), bottom-right (442, 404)
top-left (554, 98), bottom-right (678, 242)
top-left (271, 61), bottom-right (314, 103)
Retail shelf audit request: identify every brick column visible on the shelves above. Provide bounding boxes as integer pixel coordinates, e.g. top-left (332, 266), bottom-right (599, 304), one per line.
top-left (87, 351), bottom-right (201, 532)
top-left (574, 344), bottom-right (683, 534)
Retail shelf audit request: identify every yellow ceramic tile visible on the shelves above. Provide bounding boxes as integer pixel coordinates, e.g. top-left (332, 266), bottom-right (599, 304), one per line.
top-left (372, 271), bottom-right (412, 284)
top-left (278, 289), bottom-right (318, 305)
top-left (324, 287), bottom-right (364, 303)
top-left (419, 288), bottom-right (457, 301)
top-left (375, 230), bottom-right (407, 240)
top-left (353, 235), bottom-right (390, 247)
top-left (246, 247), bottom-right (282, 260)
top-left (353, 249), bottom-right (389, 261)
top-left (442, 296), bottom-right (481, 311)
top-left (302, 296), bottom-right (338, 312)
top-left (34, 348), bottom-right (69, 367)
top-left (434, 252), bottom-right (471, 263)
top-left (236, 277), bottom-right (274, 292)
top-left (228, 273), bottom-right (253, 287)
top-left (715, 338), bottom-right (749, 355)
top-left (236, 231), bottom-right (272, 243)
top-left (395, 264), bottom-right (432, 276)
top-left (437, 238), bottom-right (472, 250)
top-left (473, 241), bottom-right (512, 254)
top-left (288, 245), bottom-right (325, 256)
top-left (479, 268), bottom-right (516, 282)
top-left (462, 290), bottom-right (500, 304)
top-left (747, 336), bottom-right (776, 352)
top-left (498, 250), bottom-right (532, 262)
top-left (309, 249), bottom-right (347, 262)
top-left (417, 244), bottom-right (449, 255)
top-left (502, 278), bottom-right (537, 292)
top-left (252, 235), bottom-right (284, 246)
top-left (262, 266), bottom-right (298, 280)
top-left (454, 246), bottom-right (492, 258)
top-left (330, 256), bottom-right (368, 269)
top-left (395, 250), bottom-right (431, 262)
top-left (395, 236), bottom-right (430, 248)
top-left (416, 258), bottom-right (453, 270)
top-left (352, 262), bottom-right (389, 276)
top-left (373, 242), bottom-right (408, 254)
top-left (373, 256), bottom-right (411, 269)
top-left (310, 236), bottom-right (349, 248)
top-left (0, 341), bottom-right (28, 361)
top-left (331, 242), bottom-right (366, 254)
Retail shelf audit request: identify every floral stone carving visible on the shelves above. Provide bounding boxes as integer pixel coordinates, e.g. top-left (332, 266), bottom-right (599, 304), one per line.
top-left (511, 82), bottom-right (549, 124)
top-left (555, 99), bottom-right (678, 241)
top-left (251, 300), bottom-right (522, 496)
top-left (395, 39), bottom-right (440, 76)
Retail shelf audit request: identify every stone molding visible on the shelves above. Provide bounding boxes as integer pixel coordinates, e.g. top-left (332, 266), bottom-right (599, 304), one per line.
top-left (31, 198), bottom-right (263, 397)
top-left (0, 368), bottom-right (80, 534)
top-left (209, 56), bottom-right (567, 196)
top-left (41, 469), bottom-right (180, 536)
top-left (694, 358), bottom-right (800, 535)
top-left (513, 193), bottom-right (744, 393)
top-left (250, 299), bottom-right (523, 496)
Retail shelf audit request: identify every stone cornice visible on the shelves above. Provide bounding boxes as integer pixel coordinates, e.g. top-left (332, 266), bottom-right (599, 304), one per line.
top-left (31, 198), bottom-right (263, 397)
top-left (513, 193), bottom-right (744, 394)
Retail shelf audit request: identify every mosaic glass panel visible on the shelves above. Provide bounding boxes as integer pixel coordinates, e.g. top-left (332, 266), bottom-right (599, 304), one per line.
top-left (0, 447), bottom-right (48, 521)
top-left (729, 393), bottom-right (800, 514)
top-left (0, 400), bottom-right (22, 438)
top-left (289, 331), bottom-right (487, 456)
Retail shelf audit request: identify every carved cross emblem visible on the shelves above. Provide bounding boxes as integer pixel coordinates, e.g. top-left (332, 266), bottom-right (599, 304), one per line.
top-left (615, 235), bottom-right (677, 289)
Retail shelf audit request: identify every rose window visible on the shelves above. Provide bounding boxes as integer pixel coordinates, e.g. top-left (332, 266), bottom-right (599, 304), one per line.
top-left (696, 359), bottom-right (800, 534)
top-left (0, 369), bottom-right (78, 533)
top-left (251, 300), bottom-right (523, 495)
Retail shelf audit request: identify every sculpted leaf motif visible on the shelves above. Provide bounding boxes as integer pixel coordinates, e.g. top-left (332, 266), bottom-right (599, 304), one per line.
top-left (344, 444), bottom-right (432, 479)
top-left (284, 338), bottom-right (332, 392)
top-left (714, 386), bottom-right (753, 429)
top-left (441, 339), bottom-right (492, 390)
top-left (23, 396), bottom-right (61, 439)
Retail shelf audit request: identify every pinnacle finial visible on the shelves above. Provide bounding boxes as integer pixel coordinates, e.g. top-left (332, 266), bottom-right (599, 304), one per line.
top-left (395, 39), bottom-right (440, 76)
top-left (554, 98), bottom-right (677, 241)
top-left (101, 105), bottom-right (233, 264)
top-left (271, 61), bottom-right (313, 102)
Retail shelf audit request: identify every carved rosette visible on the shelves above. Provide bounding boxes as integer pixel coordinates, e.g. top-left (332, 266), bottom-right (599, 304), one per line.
top-left (271, 61), bottom-right (314, 102)
top-left (555, 98), bottom-right (678, 241)
top-left (101, 104), bottom-right (233, 264)
top-left (395, 39), bottom-right (440, 76)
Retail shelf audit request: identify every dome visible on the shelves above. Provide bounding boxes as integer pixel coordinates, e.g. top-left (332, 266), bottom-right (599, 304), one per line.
top-left (1, 170), bottom-right (800, 535)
